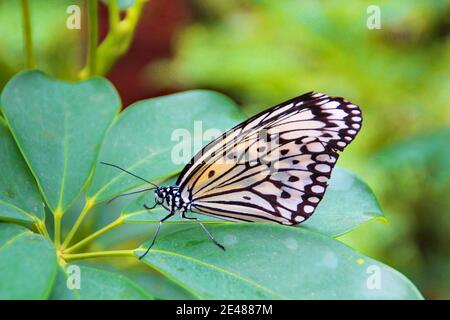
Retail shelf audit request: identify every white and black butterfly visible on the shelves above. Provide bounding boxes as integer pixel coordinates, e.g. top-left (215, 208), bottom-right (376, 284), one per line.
top-left (102, 92), bottom-right (362, 258)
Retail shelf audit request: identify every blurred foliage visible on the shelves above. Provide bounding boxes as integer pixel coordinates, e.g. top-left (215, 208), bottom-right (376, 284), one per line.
top-left (341, 129), bottom-right (450, 299)
top-left (149, 0), bottom-right (450, 298)
top-left (0, 0), bottom-right (447, 299)
top-left (0, 0), bottom-right (82, 89)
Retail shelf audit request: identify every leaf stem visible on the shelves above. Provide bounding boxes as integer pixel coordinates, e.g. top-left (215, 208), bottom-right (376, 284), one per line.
top-left (63, 249), bottom-right (135, 262)
top-left (53, 207), bottom-right (63, 246)
top-left (79, 0), bottom-right (146, 78)
top-left (85, 0), bottom-right (99, 77)
top-left (108, 0), bottom-right (120, 32)
top-left (21, 0), bottom-right (35, 69)
top-left (61, 198), bottom-right (96, 249)
top-left (35, 219), bottom-right (50, 238)
top-left (64, 216), bottom-right (125, 253)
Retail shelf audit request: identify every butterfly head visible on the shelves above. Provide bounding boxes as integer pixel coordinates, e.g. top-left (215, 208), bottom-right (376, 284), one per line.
top-left (154, 187), bottom-right (166, 204)
top-left (154, 186), bottom-right (182, 206)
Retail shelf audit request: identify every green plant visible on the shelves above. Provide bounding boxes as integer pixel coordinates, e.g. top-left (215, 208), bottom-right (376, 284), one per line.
top-left (0, 71), bottom-right (422, 299)
top-left (147, 0), bottom-right (450, 298)
top-left (0, 0), bottom-right (424, 300)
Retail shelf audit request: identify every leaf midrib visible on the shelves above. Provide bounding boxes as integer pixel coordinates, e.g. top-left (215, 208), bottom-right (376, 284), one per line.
top-left (56, 114), bottom-right (69, 211)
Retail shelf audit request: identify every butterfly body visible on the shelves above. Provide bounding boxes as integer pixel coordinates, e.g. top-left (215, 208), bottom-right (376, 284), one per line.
top-left (154, 185), bottom-right (191, 216)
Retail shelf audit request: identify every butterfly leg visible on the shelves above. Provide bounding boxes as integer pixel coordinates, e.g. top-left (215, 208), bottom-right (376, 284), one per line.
top-left (182, 212), bottom-right (226, 251)
top-left (143, 202), bottom-right (157, 210)
top-left (138, 211), bottom-right (174, 260)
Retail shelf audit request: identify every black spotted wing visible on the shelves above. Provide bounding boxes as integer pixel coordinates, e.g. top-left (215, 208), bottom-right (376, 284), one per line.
top-left (176, 92), bottom-right (362, 225)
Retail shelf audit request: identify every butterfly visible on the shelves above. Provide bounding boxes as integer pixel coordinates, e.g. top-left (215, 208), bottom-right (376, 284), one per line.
top-left (102, 91), bottom-right (362, 259)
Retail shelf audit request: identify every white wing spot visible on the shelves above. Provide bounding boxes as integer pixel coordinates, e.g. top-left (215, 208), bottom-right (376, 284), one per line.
top-left (316, 164), bottom-right (330, 173)
top-left (337, 141), bottom-right (347, 147)
top-left (307, 142), bottom-right (325, 152)
top-left (316, 154), bottom-right (334, 162)
top-left (304, 205), bottom-right (314, 214)
top-left (352, 123), bottom-right (361, 129)
top-left (312, 185), bottom-right (324, 193)
top-left (309, 197), bottom-right (320, 203)
top-left (352, 116), bottom-right (362, 122)
top-left (295, 216), bottom-right (305, 222)
top-left (317, 176), bottom-right (328, 182)
top-left (322, 101), bottom-right (340, 109)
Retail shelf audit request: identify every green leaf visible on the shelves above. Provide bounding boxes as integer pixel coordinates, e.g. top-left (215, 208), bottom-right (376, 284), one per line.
top-left (0, 119), bottom-right (44, 226)
top-left (49, 266), bottom-right (78, 300)
top-left (0, 223), bottom-right (57, 299)
top-left (87, 90), bottom-right (244, 204)
top-left (123, 267), bottom-right (197, 300)
top-left (303, 167), bottom-right (385, 236)
top-left (51, 264), bottom-right (153, 300)
top-left (102, 0), bottom-right (135, 9)
top-left (121, 168), bottom-right (384, 237)
top-left (136, 224), bottom-right (423, 299)
top-left (117, 0), bottom-right (135, 8)
top-left (1, 71), bottom-right (120, 212)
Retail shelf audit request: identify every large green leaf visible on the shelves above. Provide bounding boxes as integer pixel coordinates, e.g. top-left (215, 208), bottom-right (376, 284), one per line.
top-left (50, 264), bottom-right (153, 300)
top-left (123, 267), bottom-right (197, 300)
top-left (120, 168), bottom-right (384, 237)
top-left (0, 223), bottom-right (57, 299)
top-left (303, 167), bottom-right (384, 236)
top-left (51, 259), bottom-right (196, 300)
top-left (50, 267), bottom-right (78, 300)
top-left (87, 90), bottom-right (244, 204)
top-left (1, 71), bottom-right (120, 212)
top-left (137, 224), bottom-right (422, 299)
top-left (0, 119), bottom-right (44, 226)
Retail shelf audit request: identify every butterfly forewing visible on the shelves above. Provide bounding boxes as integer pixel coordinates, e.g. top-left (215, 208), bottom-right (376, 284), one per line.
top-left (176, 92), bottom-right (362, 225)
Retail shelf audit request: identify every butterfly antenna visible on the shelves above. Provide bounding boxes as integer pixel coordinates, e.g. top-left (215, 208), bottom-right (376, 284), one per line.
top-left (100, 161), bottom-right (158, 187)
top-left (107, 187), bottom-right (156, 205)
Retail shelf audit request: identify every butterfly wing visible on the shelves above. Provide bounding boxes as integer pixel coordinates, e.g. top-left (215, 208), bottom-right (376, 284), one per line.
top-left (176, 92), bottom-right (362, 225)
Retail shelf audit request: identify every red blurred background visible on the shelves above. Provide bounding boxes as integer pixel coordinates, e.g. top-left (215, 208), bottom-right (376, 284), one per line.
top-left (100, 0), bottom-right (190, 107)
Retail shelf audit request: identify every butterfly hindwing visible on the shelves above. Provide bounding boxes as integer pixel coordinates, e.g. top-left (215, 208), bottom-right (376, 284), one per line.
top-left (177, 92), bottom-right (362, 225)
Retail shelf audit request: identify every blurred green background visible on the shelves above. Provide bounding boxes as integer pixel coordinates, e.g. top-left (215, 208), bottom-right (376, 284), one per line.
top-left (0, 0), bottom-right (448, 299)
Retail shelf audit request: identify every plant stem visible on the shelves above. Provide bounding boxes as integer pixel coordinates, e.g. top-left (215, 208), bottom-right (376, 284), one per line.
top-left (21, 0), bottom-right (35, 69)
top-left (65, 216), bottom-right (125, 253)
top-left (61, 198), bottom-right (96, 249)
top-left (108, 0), bottom-right (120, 32)
top-left (63, 249), bottom-right (135, 262)
top-left (35, 219), bottom-right (50, 239)
top-left (85, 0), bottom-right (99, 77)
top-left (53, 207), bottom-right (63, 246)
top-left (79, 0), bottom-right (146, 78)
